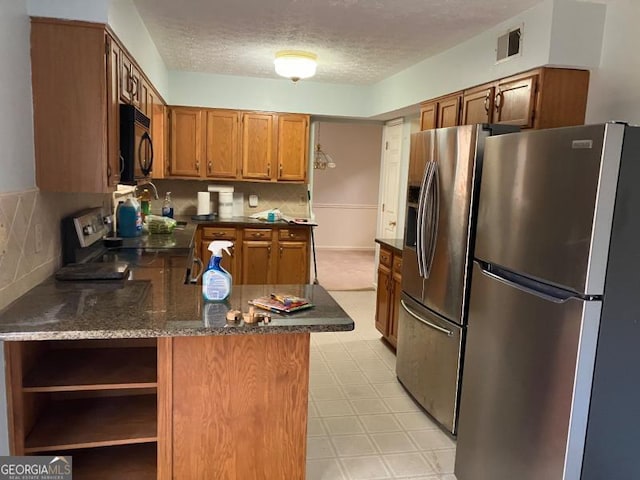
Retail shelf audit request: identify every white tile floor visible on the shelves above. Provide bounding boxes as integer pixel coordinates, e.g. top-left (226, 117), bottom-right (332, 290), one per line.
top-left (306, 291), bottom-right (458, 480)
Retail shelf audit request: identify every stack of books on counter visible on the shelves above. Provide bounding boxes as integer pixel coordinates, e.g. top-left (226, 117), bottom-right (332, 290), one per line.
top-left (249, 293), bottom-right (313, 313)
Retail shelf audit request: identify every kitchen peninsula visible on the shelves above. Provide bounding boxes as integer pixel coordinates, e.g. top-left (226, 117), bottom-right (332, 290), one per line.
top-left (0, 221), bottom-right (353, 479)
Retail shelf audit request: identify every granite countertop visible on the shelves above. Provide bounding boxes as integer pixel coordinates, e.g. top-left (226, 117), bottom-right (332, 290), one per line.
top-left (375, 238), bottom-right (404, 254)
top-left (0, 268), bottom-right (354, 340)
top-left (117, 222), bottom-right (197, 251)
top-left (185, 215), bottom-right (315, 228)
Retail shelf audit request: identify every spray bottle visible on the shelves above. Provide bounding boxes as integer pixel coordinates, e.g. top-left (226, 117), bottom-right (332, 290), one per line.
top-left (202, 240), bottom-right (233, 302)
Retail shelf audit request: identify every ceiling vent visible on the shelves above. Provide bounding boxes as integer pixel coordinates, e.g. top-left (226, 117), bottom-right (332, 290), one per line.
top-left (496, 25), bottom-right (522, 63)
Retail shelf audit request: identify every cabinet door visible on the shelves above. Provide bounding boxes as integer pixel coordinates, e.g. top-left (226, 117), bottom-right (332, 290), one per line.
top-left (375, 264), bottom-right (392, 336)
top-left (388, 256), bottom-right (403, 348)
top-left (437, 95), bottom-right (461, 128)
top-left (241, 113), bottom-right (275, 180)
top-left (277, 241), bottom-right (309, 284)
top-left (139, 80), bottom-right (150, 117)
top-left (106, 35), bottom-right (121, 188)
top-left (242, 240), bottom-right (274, 285)
top-left (120, 56), bottom-right (134, 104)
top-left (205, 110), bottom-right (239, 179)
top-left (277, 114), bottom-right (309, 182)
top-left (420, 102), bottom-right (437, 131)
top-left (462, 85), bottom-right (494, 125)
top-left (495, 74), bottom-right (538, 128)
top-left (169, 107), bottom-right (203, 177)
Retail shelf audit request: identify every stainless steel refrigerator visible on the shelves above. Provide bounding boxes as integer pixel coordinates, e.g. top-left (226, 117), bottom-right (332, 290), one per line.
top-left (397, 124), bottom-right (516, 434)
top-left (455, 123), bottom-right (640, 480)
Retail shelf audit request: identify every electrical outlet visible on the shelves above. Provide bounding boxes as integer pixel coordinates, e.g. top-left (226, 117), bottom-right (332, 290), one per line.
top-left (298, 195), bottom-right (307, 206)
top-left (35, 224), bottom-right (43, 253)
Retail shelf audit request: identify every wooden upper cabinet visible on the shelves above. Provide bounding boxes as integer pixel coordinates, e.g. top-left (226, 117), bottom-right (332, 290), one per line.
top-left (169, 107), bottom-right (204, 177)
top-left (205, 110), bottom-right (240, 179)
top-left (462, 84), bottom-right (495, 125)
top-left (241, 113), bottom-right (275, 180)
top-left (106, 35), bottom-right (121, 188)
top-left (436, 94), bottom-right (461, 128)
top-left (419, 102), bottom-right (437, 131)
top-left (277, 114), bottom-right (309, 182)
top-left (31, 19), bottom-right (113, 192)
top-left (494, 73), bottom-right (538, 128)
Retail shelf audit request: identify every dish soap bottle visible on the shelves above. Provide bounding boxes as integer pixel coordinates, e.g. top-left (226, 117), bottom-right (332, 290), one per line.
top-left (162, 192), bottom-right (174, 218)
top-left (140, 188), bottom-right (151, 220)
top-left (117, 197), bottom-right (142, 237)
top-left (202, 240), bottom-right (233, 302)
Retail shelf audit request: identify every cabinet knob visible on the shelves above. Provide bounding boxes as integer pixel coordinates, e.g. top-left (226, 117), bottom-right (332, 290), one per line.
top-left (267, 163), bottom-right (271, 177)
top-left (208, 161), bottom-right (212, 173)
top-left (267, 246), bottom-right (272, 256)
top-left (279, 246), bottom-right (283, 257)
top-left (484, 93), bottom-right (491, 113)
top-left (279, 164), bottom-right (283, 177)
top-left (195, 160), bottom-right (200, 172)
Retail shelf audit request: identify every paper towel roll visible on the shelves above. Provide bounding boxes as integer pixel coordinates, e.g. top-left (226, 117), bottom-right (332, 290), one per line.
top-left (197, 192), bottom-right (211, 215)
top-left (219, 191), bottom-right (233, 219)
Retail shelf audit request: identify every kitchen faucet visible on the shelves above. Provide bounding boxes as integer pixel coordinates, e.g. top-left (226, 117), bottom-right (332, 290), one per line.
top-left (135, 180), bottom-right (159, 200)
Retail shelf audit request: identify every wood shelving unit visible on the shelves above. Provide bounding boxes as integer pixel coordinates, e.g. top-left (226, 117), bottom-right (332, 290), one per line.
top-left (68, 444), bottom-right (157, 480)
top-left (25, 394), bottom-right (157, 452)
top-left (23, 347), bottom-right (157, 392)
top-left (5, 339), bottom-right (160, 477)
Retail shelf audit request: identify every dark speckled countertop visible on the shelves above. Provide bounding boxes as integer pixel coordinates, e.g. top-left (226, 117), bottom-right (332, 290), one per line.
top-left (375, 238), bottom-right (404, 255)
top-left (0, 271), bottom-right (354, 340)
top-left (186, 215), bottom-right (315, 229)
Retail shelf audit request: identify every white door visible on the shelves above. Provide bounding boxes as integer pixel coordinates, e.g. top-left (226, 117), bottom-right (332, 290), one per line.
top-left (379, 119), bottom-right (403, 238)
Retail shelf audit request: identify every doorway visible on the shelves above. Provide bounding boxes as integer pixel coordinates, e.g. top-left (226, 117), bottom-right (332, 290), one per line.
top-left (311, 120), bottom-right (383, 290)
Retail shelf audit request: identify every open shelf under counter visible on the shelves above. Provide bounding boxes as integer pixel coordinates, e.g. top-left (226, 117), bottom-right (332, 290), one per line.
top-left (23, 347), bottom-right (157, 392)
top-left (25, 394), bottom-right (157, 453)
top-left (69, 443), bottom-right (157, 480)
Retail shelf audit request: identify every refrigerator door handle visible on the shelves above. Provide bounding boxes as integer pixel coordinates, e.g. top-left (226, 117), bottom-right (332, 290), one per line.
top-left (401, 300), bottom-right (453, 336)
top-left (424, 164), bottom-right (440, 277)
top-left (420, 161), bottom-right (437, 277)
top-left (476, 261), bottom-right (575, 304)
top-left (416, 161), bottom-right (433, 277)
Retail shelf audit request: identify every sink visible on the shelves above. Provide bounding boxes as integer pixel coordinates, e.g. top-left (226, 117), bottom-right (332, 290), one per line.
top-left (175, 221), bottom-right (188, 228)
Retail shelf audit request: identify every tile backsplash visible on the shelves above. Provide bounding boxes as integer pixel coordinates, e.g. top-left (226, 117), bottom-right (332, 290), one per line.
top-left (0, 188), bottom-right (108, 310)
top-left (149, 180), bottom-right (310, 218)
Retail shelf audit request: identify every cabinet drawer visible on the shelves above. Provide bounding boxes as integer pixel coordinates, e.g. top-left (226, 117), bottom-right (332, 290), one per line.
top-left (379, 247), bottom-right (392, 268)
top-left (201, 227), bottom-right (237, 240)
top-left (278, 228), bottom-right (309, 241)
top-left (244, 228), bottom-right (273, 240)
top-left (393, 255), bottom-right (403, 274)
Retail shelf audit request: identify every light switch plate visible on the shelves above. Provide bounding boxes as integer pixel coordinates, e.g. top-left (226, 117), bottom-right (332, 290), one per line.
top-left (248, 194), bottom-right (258, 208)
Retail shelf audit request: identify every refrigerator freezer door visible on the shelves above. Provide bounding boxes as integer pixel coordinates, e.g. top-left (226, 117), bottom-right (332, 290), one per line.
top-left (475, 123), bottom-right (625, 296)
top-left (455, 262), bottom-right (601, 480)
top-left (421, 125), bottom-right (479, 323)
top-left (396, 294), bottom-right (463, 434)
top-left (402, 130), bottom-right (435, 302)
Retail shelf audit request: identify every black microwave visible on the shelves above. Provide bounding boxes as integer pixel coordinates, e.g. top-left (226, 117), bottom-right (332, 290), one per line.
top-left (120, 104), bottom-right (153, 184)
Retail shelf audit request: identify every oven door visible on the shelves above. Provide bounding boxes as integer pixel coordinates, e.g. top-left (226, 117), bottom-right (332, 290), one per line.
top-left (396, 293), bottom-right (463, 434)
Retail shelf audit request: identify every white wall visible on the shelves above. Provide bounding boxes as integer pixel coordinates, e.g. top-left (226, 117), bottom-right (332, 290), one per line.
top-left (0, 0), bottom-right (35, 192)
top-left (169, 71), bottom-right (370, 116)
top-left (312, 121), bottom-right (383, 249)
top-left (27, 0), bottom-right (109, 23)
top-left (108, 0), bottom-right (169, 99)
top-left (585, 0), bottom-right (640, 125)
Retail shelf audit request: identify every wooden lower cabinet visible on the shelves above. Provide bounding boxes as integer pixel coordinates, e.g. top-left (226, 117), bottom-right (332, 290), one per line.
top-left (197, 225), bottom-right (311, 285)
top-left (5, 334), bottom-right (312, 480)
top-left (375, 246), bottom-right (402, 348)
top-left (168, 334), bottom-right (309, 479)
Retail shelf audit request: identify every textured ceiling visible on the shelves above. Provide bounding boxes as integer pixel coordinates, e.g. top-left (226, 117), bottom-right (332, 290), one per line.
top-left (133, 0), bottom-right (543, 85)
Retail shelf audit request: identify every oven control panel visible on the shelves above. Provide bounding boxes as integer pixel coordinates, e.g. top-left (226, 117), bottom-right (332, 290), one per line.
top-left (72, 208), bottom-right (109, 248)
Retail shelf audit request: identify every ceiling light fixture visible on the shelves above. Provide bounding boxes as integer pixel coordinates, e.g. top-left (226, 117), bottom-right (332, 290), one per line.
top-left (314, 123), bottom-right (336, 170)
top-left (274, 50), bottom-right (317, 82)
